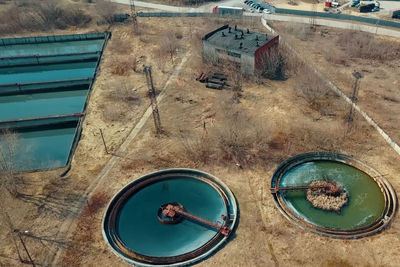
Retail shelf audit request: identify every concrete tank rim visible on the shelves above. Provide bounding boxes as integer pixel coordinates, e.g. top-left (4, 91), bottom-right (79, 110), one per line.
top-left (270, 152), bottom-right (398, 239)
top-left (102, 168), bottom-right (238, 266)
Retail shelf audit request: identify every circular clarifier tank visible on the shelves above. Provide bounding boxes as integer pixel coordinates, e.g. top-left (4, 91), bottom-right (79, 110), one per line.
top-left (271, 152), bottom-right (397, 238)
top-left (103, 169), bottom-right (238, 266)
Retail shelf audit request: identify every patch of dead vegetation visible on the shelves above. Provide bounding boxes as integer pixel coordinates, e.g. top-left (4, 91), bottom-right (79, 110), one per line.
top-left (338, 31), bottom-right (400, 61)
top-left (0, 0), bottom-right (91, 35)
top-left (62, 192), bottom-right (109, 266)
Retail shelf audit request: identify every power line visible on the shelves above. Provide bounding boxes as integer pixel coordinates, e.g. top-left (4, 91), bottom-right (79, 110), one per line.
top-left (346, 70), bottom-right (363, 130)
top-left (129, 0), bottom-right (138, 32)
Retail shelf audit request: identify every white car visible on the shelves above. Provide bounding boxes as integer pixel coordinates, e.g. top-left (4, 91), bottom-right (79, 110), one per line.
top-left (249, 8), bottom-right (255, 13)
top-left (263, 9), bottom-right (271, 14)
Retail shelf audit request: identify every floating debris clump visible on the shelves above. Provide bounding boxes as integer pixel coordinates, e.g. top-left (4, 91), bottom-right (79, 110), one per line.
top-left (306, 181), bottom-right (348, 212)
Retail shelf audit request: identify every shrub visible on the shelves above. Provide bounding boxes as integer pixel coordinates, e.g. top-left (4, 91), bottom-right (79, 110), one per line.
top-left (258, 48), bottom-right (286, 80)
top-left (296, 69), bottom-right (334, 113)
top-left (110, 56), bottom-right (137, 75)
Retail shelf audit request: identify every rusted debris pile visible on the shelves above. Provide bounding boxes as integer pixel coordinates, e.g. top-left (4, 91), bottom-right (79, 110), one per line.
top-left (196, 72), bottom-right (228, 90)
top-left (306, 181), bottom-right (348, 212)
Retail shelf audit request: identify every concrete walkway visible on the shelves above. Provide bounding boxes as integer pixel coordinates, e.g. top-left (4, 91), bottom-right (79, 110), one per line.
top-left (263, 13), bottom-right (400, 38)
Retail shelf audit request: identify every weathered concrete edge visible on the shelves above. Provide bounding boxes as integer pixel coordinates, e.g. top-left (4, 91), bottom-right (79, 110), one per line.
top-left (270, 152), bottom-right (398, 239)
top-left (101, 168), bottom-right (238, 266)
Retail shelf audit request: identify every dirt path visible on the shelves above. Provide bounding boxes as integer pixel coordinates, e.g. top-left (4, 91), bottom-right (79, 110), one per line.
top-left (46, 53), bottom-right (190, 266)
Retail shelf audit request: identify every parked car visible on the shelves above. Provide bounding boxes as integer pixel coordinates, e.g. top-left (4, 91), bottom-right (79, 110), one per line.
top-left (249, 8), bottom-right (255, 13)
top-left (263, 9), bottom-right (271, 14)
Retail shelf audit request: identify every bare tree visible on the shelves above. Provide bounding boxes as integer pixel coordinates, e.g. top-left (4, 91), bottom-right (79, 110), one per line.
top-left (224, 61), bottom-right (243, 103)
top-left (161, 33), bottom-right (179, 64)
top-left (256, 47), bottom-right (286, 81)
top-left (0, 129), bottom-right (19, 197)
top-left (295, 68), bottom-right (335, 114)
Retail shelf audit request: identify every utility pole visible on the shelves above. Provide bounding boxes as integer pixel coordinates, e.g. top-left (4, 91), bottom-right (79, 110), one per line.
top-left (346, 71), bottom-right (363, 130)
top-left (129, 0), bottom-right (138, 33)
top-left (15, 230), bottom-right (35, 267)
top-left (310, 1), bottom-right (317, 30)
top-left (99, 129), bottom-right (109, 154)
top-left (144, 66), bottom-right (162, 135)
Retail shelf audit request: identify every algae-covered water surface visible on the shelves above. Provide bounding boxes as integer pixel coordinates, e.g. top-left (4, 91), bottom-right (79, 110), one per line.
top-left (280, 161), bottom-right (385, 230)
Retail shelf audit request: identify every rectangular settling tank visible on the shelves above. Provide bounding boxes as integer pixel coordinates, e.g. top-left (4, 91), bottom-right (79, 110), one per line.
top-left (0, 32), bottom-right (110, 171)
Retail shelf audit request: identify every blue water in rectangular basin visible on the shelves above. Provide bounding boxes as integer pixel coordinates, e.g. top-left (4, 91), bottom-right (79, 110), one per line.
top-left (0, 33), bottom-right (108, 171)
top-left (0, 39), bottom-right (104, 57)
top-left (0, 62), bottom-right (96, 84)
top-left (0, 127), bottom-right (77, 171)
top-left (0, 89), bottom-right (88, 120)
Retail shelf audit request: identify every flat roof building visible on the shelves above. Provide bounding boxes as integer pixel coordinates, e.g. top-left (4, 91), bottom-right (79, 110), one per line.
top-left (202, 25), bottom-right (279, 75)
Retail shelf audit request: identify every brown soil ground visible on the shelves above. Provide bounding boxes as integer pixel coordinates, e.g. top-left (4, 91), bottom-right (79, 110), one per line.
top-left (272, 21), bottom-right (400, 145)
top-left (1, 13), bottom-right (400, 267)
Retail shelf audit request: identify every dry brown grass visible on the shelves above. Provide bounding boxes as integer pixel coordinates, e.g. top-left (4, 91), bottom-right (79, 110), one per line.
top-left (179, 133), bottom-right (215, 165)
top-left (338, 31), bottom-right (400, 61)
top-left (179, 101), bottom-right (271, 168)
top-left (106, 78), bottom-right (141, 104)
top-left (101, 104), bottom-right (125, 122)
top-left (295, 68), bottom-right (340, 115)
top-left (323, 50), bottom-right (349, 66)
top-left (62, 192), bottom-right (108, 266)
top-left (110, 56), bottom-right (137, 76)
top-left (144, 0), bottom-right (216, 6)
top-left (108, 38), bottom-right (132, 55)
top-left (215, 108), bottom-right (270, 166)
top-left (95, 0), bottom-right (117, 25)
top-left (285, 23), bottom-right (313, 41)
top-left (0, 0), bottom-right (91, 35)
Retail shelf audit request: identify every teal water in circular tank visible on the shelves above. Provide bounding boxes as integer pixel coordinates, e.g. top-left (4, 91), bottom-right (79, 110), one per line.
top-left (116, 177), bottom-right (228, 257)
top-left (280, 161), bottom-right (385, 230)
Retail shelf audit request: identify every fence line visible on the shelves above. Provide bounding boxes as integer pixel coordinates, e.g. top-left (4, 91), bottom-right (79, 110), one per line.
top-left (274, 8), bottom-right (400, 29)
top-left (137, 10), bottom-right (400, 29)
